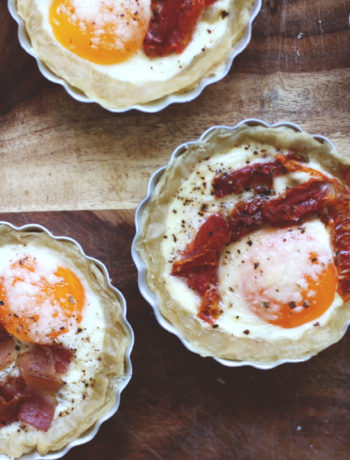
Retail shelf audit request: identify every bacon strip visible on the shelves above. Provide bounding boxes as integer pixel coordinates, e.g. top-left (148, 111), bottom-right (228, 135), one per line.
top-left (50, 344), bottom-right (73, 374)
top-left (18, 344), bottom-right (73, 390)
top-left (19, 393), bottom-right (57, 432)
top-left (0, 344), bottom-right (74, 431)
top-left (17, 346), bottom-right (63, 392)
top-left (0, 377), bottom-right (26, 426)
top-left (144, 0), bottom-right (212, 57)
top-left (0, 327), bottom-right (16, 370)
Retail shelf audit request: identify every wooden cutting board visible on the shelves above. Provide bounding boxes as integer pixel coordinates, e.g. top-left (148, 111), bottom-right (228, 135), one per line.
top-left (0, 0), bottom-right (349, 212)
top-left (0, 0), bottom-right (350, 459)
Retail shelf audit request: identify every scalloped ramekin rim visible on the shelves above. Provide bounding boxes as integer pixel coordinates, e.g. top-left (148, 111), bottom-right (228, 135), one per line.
top-left (131, 118), bottom-right (346, 370)
top-left (8, 0), bottom-right (262, 113)
top-left (0, 221), bottom-right (134, 460)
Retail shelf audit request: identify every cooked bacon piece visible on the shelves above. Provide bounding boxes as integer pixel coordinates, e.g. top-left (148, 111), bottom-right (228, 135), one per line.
top-left (144, 0), bottom-right (211, 57)
top-left (0, 344), bottom-right (72, 431)
top-left (263, 179), bottom-right (335, 227)
top-left (17, 345), bottom-right (72, 392)
top-left (0, 377), bottom-right (26, 401)
top-left (0, 327), bottom-right (16, 370)
top-left (50, 344), bottom-right (73, 374)
top-left (172, 214), bottom-right (230, 324)
top-left (19, 393), bottom-right (57, 432)
top-left (213, 160), bottom-right (287, 197)
top-left (0, 377), bottom-right (26, 426)
top-left (18, 346), bottom-right (60, 391)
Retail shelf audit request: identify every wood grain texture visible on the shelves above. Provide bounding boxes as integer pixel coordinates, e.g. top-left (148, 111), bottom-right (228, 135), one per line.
top-left (0, 0), bottom-right (349, 211)
top-left (0, 0), bottom-right (350, 459)
top-left (0, 210), bottom-right (349, 460)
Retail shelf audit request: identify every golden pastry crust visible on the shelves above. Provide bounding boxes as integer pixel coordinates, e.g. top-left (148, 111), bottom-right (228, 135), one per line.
top-left (0, 225), bottom-right (131, 458)
top-left (16, 0), bottom-right (256, 110)
top-left (136, 124), bottom-right (350, 367)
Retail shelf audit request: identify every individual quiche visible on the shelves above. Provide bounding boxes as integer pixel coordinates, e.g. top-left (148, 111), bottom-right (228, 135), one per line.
top-left (0, 223), bottom-right (133, 459)
top-left (12, 0), bottom-right (260, 111)
top-left (133, 121), bottom-right (350, 368)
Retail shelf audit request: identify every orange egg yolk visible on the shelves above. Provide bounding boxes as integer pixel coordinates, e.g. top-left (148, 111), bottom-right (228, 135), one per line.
top-left (240, 226), bottom-right (337, 328)
top-left (0, 256), bottom-right (85, 344)
top-left (247, 261), bottom-right (336, 328)
top-left (49, 0), bottom-right (150, 65)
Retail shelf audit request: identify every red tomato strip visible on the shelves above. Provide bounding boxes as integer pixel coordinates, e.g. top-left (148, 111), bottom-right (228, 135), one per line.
top-left (144, 0), bottom-right (211, 57)
top-left (262, 179), bottom-right (335, 227)
top-left (198, 288), bottom-right (222, 325)
top-left (328, 193), bottom-right (350, 301)
top-left (172, 214), bottom-right (230, 324)
top-left (228, 197), bottom-right (267, 242)
top-left (213, 153), bottom-right (309, 198)
top-left (213, 160), bottom-right (287, 197)
top-left (228, 179), bottom-right (334, 242)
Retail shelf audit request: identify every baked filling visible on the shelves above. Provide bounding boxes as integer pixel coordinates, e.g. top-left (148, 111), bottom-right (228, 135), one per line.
top-left (17, 0), bottom-right (256, 109)
top-left (136, 125), bottom-right (350, 366)
top-left (0, 226), bottom-right (130, 458)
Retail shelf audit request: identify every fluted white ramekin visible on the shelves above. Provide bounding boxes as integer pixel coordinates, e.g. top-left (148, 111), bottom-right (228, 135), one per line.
top-left (131, 118), bottom-right (345, 370)
top-left (8, 0), bottom-right (262, 113)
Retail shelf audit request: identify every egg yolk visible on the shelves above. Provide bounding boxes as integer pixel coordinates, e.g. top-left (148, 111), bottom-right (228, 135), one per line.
top-left (240, 225), bottom-right (337, 328)
top-left (49, 0), bottom-right (150, 65)
top-left (247, 262), bottom-right (336, 328)
top-left (0, 256), bottom-right (85, 344)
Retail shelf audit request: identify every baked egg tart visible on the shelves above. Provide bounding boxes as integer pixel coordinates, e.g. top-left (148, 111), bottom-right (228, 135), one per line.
top-left (0, 223), bottom-right (133, 459)
top-left (133, 120), bottom-right (350, 368)
top-left (11, 0), bottom-right (261, 111)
